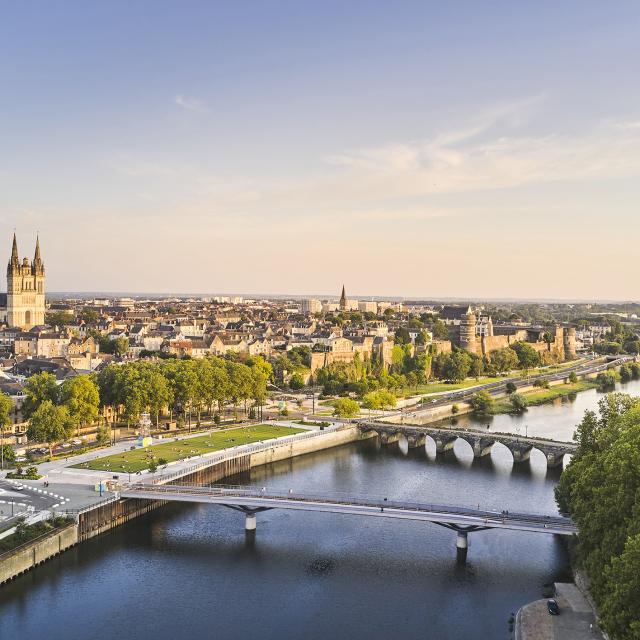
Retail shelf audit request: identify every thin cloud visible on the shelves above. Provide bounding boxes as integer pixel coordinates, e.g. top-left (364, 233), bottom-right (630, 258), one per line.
top-left (174, 94), bottom-right (207, 113)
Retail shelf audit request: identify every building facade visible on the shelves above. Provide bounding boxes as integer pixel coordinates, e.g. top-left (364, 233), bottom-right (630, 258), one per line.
top-left (6, 235), bottom-right (46, 330)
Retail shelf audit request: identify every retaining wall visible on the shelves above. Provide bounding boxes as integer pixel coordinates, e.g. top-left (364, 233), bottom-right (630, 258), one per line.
top-left (0, 524), bottom-right (78, 585)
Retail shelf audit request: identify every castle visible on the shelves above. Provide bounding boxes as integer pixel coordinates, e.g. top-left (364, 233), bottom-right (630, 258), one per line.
top-left (439, 306), bottom-right (576, 363)
top-left (0, 234), bottom-right (46, 329)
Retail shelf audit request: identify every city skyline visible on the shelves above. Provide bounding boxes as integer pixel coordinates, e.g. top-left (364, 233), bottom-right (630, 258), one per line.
top-left (2, 2), bottom-right (640, 298)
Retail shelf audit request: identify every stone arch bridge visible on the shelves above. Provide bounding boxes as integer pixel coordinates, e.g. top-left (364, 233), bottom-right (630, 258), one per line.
top-left (358, 422), bottom-right (577, 468)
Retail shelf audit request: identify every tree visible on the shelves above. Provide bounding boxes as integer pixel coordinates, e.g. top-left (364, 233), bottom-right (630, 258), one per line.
top-left (289, 373), bottom-right (304, 390)
top-left (490, 347), bottom-right (519, 374)
top-left (443, 351), bottom-right (471, 383)
top-left (333, 398), bottom-right (360, 418)
top-left (377, 389), bottom-right (397, 410)
top-left (59, 375), bottom-right (100, 434)
top-left (112, 337), bottom-right (129, 358)
top-left (510, 342), bottom-right (541, 370)
top-left (27, 400), bottom-right (74, 457)
top-left (505, 381), bottom-right (517, 394)
top-left (96, 424), bottom-right (111, 445)
top-left (1, 444), bottom-right (15, 465)
top-left (431, 320), bottom-right (449, 340)
top-left (568, 371), bottom-right (578, 384)
top-left (509, 393), bottom-right (527, 413)
top-left (469, 390), bottom-right (494, 415)
top-left (45, 310), bottom-right (73, 327)
top-left (600, 533), bottom-right (640, 639)
top-left (554, 394), bottom-right (640, 636)
top-left (0, 391), bottom-right (13, 468)
top-left (362, 392), bottom-right (382, 412)
top-left (22, 372), bottom-right (59, 419)
top-left (394, 327), bottom-right (411, 345)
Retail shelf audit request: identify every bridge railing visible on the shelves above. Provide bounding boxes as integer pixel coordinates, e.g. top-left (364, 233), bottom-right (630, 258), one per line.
top-left (121, 482), bottom-right (576, 529)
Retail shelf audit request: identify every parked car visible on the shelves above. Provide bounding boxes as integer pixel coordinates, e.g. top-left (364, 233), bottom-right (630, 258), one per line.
top-left (547, 599), bottom-right (560, 615)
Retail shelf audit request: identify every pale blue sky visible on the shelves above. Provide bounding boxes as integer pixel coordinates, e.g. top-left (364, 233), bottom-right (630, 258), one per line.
top-left (1, 1), bottom-right (639, 299)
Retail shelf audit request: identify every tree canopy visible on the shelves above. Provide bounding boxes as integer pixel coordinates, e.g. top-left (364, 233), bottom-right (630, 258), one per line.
top-left (555, 394), bottom-right (640, 639)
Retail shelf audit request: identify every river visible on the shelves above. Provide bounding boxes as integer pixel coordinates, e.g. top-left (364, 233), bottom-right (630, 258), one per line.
top-left (1, 379), bottom-right (639, 639)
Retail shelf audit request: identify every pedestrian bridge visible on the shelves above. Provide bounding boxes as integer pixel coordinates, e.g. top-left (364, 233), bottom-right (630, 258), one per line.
top-left (359, 422), bottom-right (577, 468)
top-left (119, 482), bottom-right (577, 561)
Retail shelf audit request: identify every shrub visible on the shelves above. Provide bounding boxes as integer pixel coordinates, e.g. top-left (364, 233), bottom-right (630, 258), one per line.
top-left (596, 370), bottom-right (620, 391)
top-left (505, 382), bottom-right (517, 394)
top-left (451, 404), bottom-right (459, 414)
top-left (469, 390), bottom-right (495, 415)
top-left (509, 393), bottom-right (528, 413)
top-left (568, 371), bottom-right (578, 384)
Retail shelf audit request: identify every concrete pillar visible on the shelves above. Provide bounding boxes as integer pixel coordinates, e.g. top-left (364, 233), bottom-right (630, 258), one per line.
top-left (245, 513), bottom-right (256, 531)
top-left (456, 531), bottom-right (468, 563)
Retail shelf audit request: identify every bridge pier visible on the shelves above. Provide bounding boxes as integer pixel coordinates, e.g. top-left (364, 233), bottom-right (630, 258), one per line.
top-left (379, 431), bottom-right (401, 445)
top-left (456, 531), bottom-right (468, 563)
top-left (545, 452), bottom-right (566, 469)
top-left (245, 513), bottom-right (256, 531)
top-left (406, 433), bottom-right (427, 449)
top-left (509, 444), bottom-right (533, 463)
top-left (471, 437), bottom-right (495, 458)
top-left (434, 435), bottom-right (457, 454)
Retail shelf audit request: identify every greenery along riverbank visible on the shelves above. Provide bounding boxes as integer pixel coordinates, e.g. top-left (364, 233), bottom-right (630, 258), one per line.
top-left (0, 517), bottom-right (73, 555)
top-left (555, 394), bottom-right (640, 640)
top-left (492, 381), bottom-right (598, 414)
top-left (73, 424), bottom-right (305, 473)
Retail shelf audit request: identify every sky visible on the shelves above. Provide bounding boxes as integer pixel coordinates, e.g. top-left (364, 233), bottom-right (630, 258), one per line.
top-left (1, 1), bottom-right (639, 300)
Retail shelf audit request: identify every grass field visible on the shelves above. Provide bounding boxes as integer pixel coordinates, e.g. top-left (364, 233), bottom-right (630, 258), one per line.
top-left (494, 381), bottom-right (597, 414)
top-left (72, 424), bottom-right (305, 473)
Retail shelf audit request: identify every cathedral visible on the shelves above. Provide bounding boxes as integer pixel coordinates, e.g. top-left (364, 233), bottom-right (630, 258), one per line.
top-left (0, 234), bottom-right (46, 329)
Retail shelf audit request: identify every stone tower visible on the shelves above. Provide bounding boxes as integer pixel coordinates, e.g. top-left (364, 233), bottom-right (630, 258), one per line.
top-left (339, 285), bottom-right (347, 311)
top-left (7, 234), bottom-right (46, 329)
top-left (459, 311), bottom-right (478, 355)
top-left (563, 327), bottom-right (577, 360)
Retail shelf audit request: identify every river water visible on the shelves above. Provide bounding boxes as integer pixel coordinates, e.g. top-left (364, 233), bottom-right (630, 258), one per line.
top-left (2, 379), bottom-right (639, 640)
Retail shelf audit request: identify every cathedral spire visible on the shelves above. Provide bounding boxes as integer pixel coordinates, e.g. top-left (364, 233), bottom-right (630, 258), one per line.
top-left (10, 233), bottom-right (19, 265)
top-left (339, 284), bottom-right (347, 310)
top-left (34, 235), bottom-right (41, 262)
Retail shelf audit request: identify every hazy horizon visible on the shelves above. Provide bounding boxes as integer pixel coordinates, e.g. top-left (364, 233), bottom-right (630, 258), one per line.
top-left (2, 2), bottom-right (639, 299)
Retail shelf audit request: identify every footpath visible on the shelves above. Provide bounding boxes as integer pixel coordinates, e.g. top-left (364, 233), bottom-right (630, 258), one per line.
top-left (515, 582), bottom-right (604, 640)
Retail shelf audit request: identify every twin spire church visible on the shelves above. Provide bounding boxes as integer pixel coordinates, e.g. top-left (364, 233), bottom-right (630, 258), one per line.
top-left (0, 234), bottom-right (46, 329)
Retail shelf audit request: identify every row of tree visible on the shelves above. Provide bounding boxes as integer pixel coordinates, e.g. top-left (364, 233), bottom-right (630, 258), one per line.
top-left (17, 356), bottom-right (272, 455)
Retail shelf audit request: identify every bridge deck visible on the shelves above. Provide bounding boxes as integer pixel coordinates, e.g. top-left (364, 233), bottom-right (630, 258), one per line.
top-left (120, 483), bottom-right (577, 536)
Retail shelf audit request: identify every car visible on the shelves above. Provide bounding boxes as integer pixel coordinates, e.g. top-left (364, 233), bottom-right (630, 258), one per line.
top-left (547, 599), bottom-right (560, 615)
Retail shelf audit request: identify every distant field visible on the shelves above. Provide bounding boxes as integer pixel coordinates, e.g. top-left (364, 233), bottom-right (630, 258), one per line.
top-left (72, 424), bottom-right (305, 473)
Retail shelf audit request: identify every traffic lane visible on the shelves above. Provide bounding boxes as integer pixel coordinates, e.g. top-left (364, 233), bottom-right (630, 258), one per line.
top-left (0, 480), bottom-right (62, 510)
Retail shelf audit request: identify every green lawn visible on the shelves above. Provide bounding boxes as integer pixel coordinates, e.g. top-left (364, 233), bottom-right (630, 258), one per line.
top-left (494, 381), bottom-right (597, 413)
top-left (72, 424), bottom-right (305, 473)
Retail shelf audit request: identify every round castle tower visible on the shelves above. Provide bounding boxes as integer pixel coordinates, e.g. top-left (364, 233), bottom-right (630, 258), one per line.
top-left (459, 312), bottom-right (478, 355)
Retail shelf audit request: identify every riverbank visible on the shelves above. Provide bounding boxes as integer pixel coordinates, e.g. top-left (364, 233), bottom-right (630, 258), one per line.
top-left (514, 582), bottom-right (603, 640)
top-left (0, 422), bottom-right (370, 584)
top-left (494, 381), bottom-right (597, 415)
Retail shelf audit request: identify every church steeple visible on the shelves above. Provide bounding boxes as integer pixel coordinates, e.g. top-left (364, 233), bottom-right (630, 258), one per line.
top-left (339, 284), bottom-right (347, 311)
top-left (33, 235), bottom-right (44, 273)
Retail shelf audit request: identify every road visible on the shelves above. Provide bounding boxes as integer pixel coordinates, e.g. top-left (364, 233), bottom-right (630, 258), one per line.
top-left (0, 479), bottom-right (65, 528)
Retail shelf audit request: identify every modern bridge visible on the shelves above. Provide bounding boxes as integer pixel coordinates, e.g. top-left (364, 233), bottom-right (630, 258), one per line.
top-left (120, 482), bottom-right (577, 561)
top-left (358, 422), bottom-right (577, 468)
